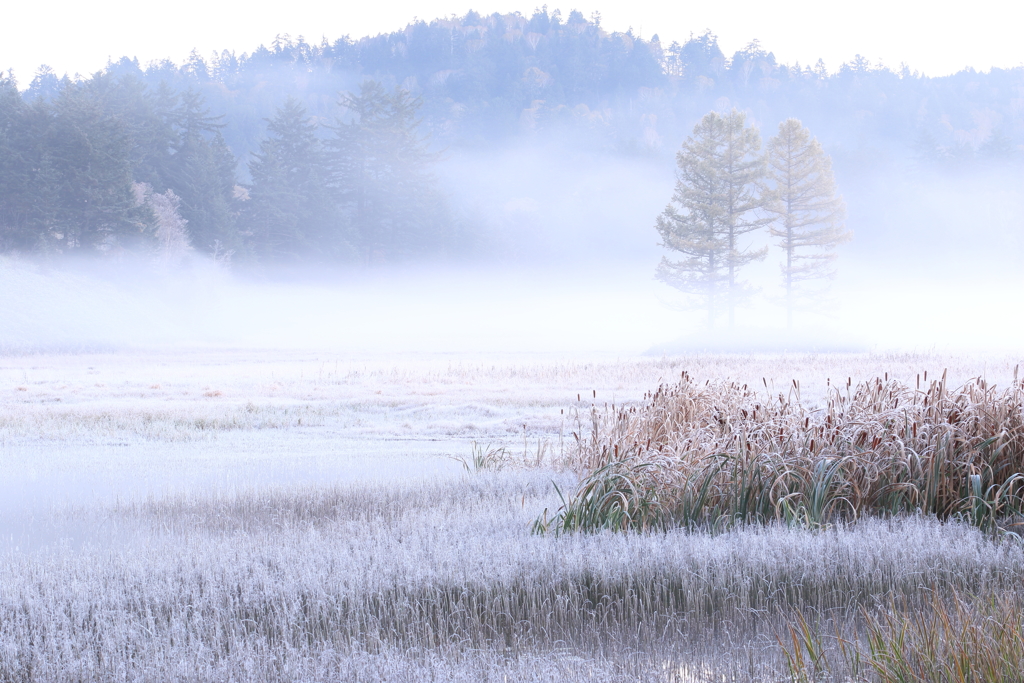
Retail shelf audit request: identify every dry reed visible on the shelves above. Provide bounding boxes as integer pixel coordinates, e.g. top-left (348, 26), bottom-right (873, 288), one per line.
top-left (541, 370), bottom-right (1024, 533)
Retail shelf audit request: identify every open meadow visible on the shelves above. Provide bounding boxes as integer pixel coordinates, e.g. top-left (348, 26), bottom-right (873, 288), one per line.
top-left (1, 350), bottom-right (1023, 682)
top-left (4, 3), bottom-right (1024, 679)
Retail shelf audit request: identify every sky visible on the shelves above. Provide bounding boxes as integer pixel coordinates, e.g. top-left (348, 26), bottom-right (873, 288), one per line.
top-left (3, 0), bottom-right (1021, 86)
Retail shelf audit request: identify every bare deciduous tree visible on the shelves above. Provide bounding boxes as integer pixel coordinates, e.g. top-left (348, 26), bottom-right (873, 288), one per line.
top-left (134, 182), bottom-right (192, 263)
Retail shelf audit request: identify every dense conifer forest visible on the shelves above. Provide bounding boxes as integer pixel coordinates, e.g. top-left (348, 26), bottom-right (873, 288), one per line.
top-left (1, 8), bottom-right (1021, 262)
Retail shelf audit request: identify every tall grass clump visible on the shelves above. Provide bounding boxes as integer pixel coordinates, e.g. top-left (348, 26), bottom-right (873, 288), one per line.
top-left (532, 460), bottom-right (666, 534)
top-left (782, 590), bottom-right (1024, 683)
top-left (542, 370), bottom-right (1024, 532)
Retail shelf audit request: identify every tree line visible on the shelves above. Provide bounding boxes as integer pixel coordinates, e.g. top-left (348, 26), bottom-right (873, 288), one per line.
top-left (0, 74), bottom-right (457, 261)
top-left (656, 112), bottom-right (849, 329)
top-left (2, 7), bottom-right (1020, 263)
top-left (17, 8), bottom-right (1019, 169)
top-left (245, 82), bottom-right (458, 263)
top-left (26, 8), bottom-right (1013, 165)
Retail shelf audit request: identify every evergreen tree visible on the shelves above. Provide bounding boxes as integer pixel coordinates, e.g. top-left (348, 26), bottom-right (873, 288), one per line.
top-left (244, 98), bottom-right (345, 261)
top-left (979, 129), bottom-right (1018, 164)
top-left (89, 74), bottom-right (180, 191)
top-left (0, 75), bottom-right (35, 250)
top-left (0, 79), bottom-right (148, 252)
top-left (329, 81), bottom-right (447, 262)
top-left (766, 119), bottom-right (850, 327)
top-left (166, 89), bottom-right (238, 254)
top-left (718, 110), bottom-right (772, 326)
top-left (44, 83), bottom-right (147, 251)
top-left (656, 110), bottom-right (769, 329)
top-left (656, 114), bottom-right (729, 328)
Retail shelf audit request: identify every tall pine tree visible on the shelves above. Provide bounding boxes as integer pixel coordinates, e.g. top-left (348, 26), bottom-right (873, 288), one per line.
top-left (329, 81), bottom-right (448, 262)
top-left (766, 118), bottom-right (850, 327)
top-left (656, 110), bottom-right (770, 328)
top-left (0, 78), bottom-right (147, 252)
top-left (166, 89), bottom-right (238, 255)
top-left (244, 98), bottom-right (346, 261)
top-left (719, 110), bottom-right (772, 326)
top-left (0, 75), bottom-right (36, 250)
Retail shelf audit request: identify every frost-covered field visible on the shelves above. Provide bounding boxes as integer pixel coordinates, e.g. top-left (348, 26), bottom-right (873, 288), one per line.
top-left (1, 350), bottom-right (1022, 681)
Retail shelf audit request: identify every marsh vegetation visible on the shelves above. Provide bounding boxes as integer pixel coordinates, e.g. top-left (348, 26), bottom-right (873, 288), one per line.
top-left (1, 351), bottom-right (1022, 681)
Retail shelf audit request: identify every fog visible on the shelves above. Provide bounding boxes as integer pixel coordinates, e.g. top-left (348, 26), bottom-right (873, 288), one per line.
top-left (3, 15), bottom-right (1024, 681)
top-left (1, 257), bottom-right (669, 355)
top-left (3, 140), bottom-right (1022, 356)
top-left (6, 141), bottom-right (1021, 537)
top-left (4, 11), bottom-right (1022, 360)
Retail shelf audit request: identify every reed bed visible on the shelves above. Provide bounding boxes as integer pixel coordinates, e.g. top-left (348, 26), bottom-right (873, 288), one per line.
top-left (540, 370), bottom-right (1024, 533)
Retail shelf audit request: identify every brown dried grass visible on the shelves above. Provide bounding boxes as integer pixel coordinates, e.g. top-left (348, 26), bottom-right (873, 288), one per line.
top-left (553, 369), bottom-right (1024, 531)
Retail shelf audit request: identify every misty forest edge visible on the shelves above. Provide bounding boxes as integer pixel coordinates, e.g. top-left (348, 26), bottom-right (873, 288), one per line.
top-left (0, 8), bottom-right (1019, 275)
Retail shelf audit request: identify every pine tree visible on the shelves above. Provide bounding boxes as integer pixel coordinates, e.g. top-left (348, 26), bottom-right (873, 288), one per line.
top-left (166, 89), bottom-right (238, 254)
top-left (1, 80), bottom-right (149, 253)
top-left (0, 74), bottom-right (34, 250)
top-left (655, 114), bottom-right (728, 329)
top-left (656, 110), bottom-right (769, 329)
top-left (245, 98), bottom-right (344, 261)
top-left (719, 110), bottom-right (772, 326)
top-left (92, 74), bottom-right (180, 191)
top-left (328, 81), bottom-right (447, 262)
top-left (766, 119), bottom-right (850, 328)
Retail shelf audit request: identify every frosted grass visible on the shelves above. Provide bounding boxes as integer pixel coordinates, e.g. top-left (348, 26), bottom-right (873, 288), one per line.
top-left (2, 350), bottom-right (1023, 681)
top-left (2, 472), bottom-right (1023, 681)
top-left (3, 350), bottom-right (1020, 445)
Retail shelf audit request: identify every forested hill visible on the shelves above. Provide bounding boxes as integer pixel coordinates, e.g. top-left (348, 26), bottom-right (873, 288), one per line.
top-left (21, 9), bottom-right (1024, 161)
top-left (2, 8), bottom-right (1022, 262)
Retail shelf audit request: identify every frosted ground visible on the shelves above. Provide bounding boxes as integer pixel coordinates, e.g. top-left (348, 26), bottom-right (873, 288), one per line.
top-left (2, 349), bottom-right (1023, 681)
top-left (5, 349), bottom-right (1019, 511)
